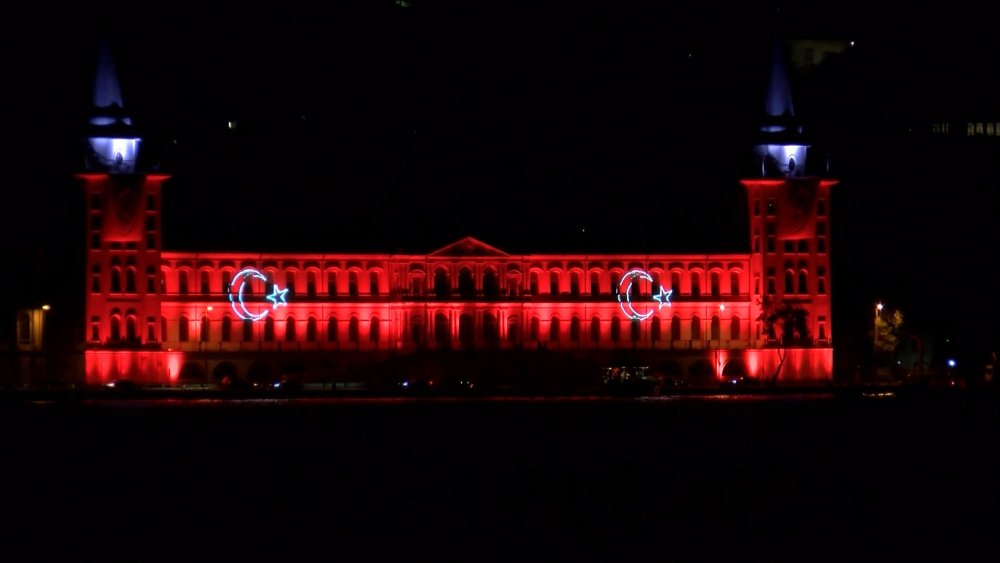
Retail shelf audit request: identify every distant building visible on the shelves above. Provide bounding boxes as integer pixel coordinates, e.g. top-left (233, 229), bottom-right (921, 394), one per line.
top-left (78, 41), bottom-right (837, 388)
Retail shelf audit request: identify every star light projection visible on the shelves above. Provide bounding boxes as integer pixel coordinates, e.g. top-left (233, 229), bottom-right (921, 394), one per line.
top-left (228, 268), bottom-right (289, 321)
top-left (616, 268), bottom-right (672, 321)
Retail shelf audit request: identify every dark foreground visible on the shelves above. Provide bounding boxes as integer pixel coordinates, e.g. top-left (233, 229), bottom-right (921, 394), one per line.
top-left (2, 390), bottom-right (996, 561)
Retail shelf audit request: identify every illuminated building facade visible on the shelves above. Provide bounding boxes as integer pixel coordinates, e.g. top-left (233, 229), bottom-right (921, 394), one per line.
top-left (80, 44), bottom-right (836, 387)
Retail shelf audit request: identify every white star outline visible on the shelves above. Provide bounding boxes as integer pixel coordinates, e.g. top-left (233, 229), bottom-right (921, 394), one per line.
top-left (266, 284), bottom-right (290, 309)
top-left (652, 286), bottom-right (673, 309)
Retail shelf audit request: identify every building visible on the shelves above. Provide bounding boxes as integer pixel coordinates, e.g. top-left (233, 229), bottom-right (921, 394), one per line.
top-left (78, 42), bottom-right (836, 389)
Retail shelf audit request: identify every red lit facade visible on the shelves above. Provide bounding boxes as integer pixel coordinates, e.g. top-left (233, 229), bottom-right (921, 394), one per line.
top-left (80, 45), bottom-right (836, 387)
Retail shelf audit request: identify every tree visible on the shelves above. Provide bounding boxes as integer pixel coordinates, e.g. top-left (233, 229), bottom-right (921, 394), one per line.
top-left (874, 308), bottom-right (903, 354)
top-left (757, 296), bottom-right (811, 384)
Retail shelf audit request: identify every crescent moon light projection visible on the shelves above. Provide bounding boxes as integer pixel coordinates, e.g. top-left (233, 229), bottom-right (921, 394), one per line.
top-left (228, 267), bottom-right (288, 321)
top-left (617, 269), bottom-right (655, 321)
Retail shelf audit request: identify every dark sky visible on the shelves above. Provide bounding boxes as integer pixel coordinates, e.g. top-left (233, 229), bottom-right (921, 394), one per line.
top-left (4, 0), bottom-right (998, 363)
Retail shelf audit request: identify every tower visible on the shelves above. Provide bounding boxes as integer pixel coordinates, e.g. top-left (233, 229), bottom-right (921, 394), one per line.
top-left (742, 37), bottom-right (837, 381)
top-left (78, 41), bottom-right (171, 384)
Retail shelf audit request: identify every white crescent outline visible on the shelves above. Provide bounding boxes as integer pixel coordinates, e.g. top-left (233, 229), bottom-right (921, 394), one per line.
top-left (617, 269), bottom-right (654, 321)
top-left (229, 268), bottom-right (270, 322)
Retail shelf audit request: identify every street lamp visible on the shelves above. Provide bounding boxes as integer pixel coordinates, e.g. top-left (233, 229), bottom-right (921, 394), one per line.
top-left (873, 302), bottom-right (884, 351)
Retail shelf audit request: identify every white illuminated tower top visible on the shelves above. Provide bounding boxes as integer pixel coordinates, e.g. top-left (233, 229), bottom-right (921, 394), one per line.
top-left (752, 37), bottom-right (809, 178)
top-left (85, 40), bottom-right (140, 174)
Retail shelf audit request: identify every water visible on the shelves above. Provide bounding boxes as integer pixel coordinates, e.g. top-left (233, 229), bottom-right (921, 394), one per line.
top-left (2, 392), bottom-right (996, 560)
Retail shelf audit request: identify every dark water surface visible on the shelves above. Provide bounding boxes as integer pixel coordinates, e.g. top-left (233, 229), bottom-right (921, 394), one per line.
top-left (2, 392), bottom-right (996, 561)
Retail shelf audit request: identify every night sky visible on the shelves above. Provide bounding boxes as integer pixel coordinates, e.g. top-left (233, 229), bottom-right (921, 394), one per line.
top-left (4, 1), bottom-right (998, 367)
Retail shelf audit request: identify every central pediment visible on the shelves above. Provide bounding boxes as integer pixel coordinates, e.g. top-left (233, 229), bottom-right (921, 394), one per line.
top-left (428, 236), bottom-right (510, 257)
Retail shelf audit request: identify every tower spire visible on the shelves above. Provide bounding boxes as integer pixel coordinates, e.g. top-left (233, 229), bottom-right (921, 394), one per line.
top-left (85, 39), bottom-right (139, 174)
top-left (764, 36), bottom-right (795, 119)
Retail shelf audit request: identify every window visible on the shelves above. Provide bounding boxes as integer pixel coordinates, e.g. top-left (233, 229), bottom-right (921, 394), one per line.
top-left (610, 317), bottom-right (621, 342)
top-left (110, 266), bottom-right (122, 293)
top-left (369, 271), bottom-right (379, 296)
top-left (349, 272), bottom-right (359, 298)
top-left (483, 269), bottom-right (499, 299)
top-left (370, 317), bottom-right (380, 344)
top-left (690, 316), bottom-right (701, 340)
top-left (766, 199), bottom-right (775, 215)
top-left (147, 318), bottom-right (156, 343)
top-left (530, 317), bottom-right (540, 341)
top-left (590, 272), bottom-right (601, 297)
top-left (570, 317), bottom-right (581, 342)
top-left (264, 317), bottom-right (275, 342)
top-left (651, 317), bottom-right (661, 341)
top-left (459, 314), bottom-right (474, 347)
top-left (590, 317), bottom-right (601, 343)
top-left (711, 315), bottom-right (720, 340)
top-left (730, 272), bottom-right (740, 296)
top-left (459, 268), bottom-right (474, 298)
top-left (90, 317), bottom-right (100, 342)
top-left (710, 272), bottom-right (720, 297)
top-left (570, 272), bottom-right (580, 296)
top-left (435, 313), bottom-right (449, 346)
top-left (483, 313), bottom-right (498, 343)
top-left (549, 272), bottom-right (560, 295)
top-left (348, 317), bottom-right (359, 343)
top-left (92, 264), bottom-right (101, 293)
top-left (671, 316), bottom-right (681, 340)
top-left (110, 315), bottom-right (122, 341)
top-left (178, 316), bottom-right (189, 342)
top-left (178, 271), bottom-right (189, 295)
top-left (222, 317), bottom-right (232, 342)
top-left (731, 316), bottom-right (741, 340)
top-left (306, 318), bottom-right (317, 342)
top-left (285, 318), bottom-right (296, 342)
top-left (411, 317), bottom-right (422, 344)
top-left (631, 319), bottom-right (640, 342)
top-left (307, 271), bottom-right (317, 298)
top-left (785, 271), bottom-right (794, 294)
top-left (671, 272), bottom-right (681, 295)
top-left (327, 271), bottom-right (338, 298)
top-left (327, 317), bottom-right (338, 341)
top-left (798, 271), bottom-right (808, 294)
top-left (690, 272), bottom-right (701, 297)
top-left (286, 272), bottom-right (296, 297)
top-left (200, 271), bottom-right (210, 295)
top-left (200, 317), bottom-right (210, 342)
top-left (549, 317), bottom-right (560, 342)
top-left (243, 320), bottom-right (253, 342)
top-left (529, 272), bottom-right (539, 296)
top-left (434, 269), bottom-right (450, 299)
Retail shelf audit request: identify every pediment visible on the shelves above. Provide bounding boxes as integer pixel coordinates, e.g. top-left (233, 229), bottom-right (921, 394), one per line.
top-left (428, 236), bottom-right (510, 257)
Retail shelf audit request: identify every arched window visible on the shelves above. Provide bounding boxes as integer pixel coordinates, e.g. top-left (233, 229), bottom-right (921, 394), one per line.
top-left (483, 312), bottom-right (498, 343)
top-left (285, 272), bottom-right (296, 297)
top-left (370, 317), bottom-right (380, 344)
top-left (327, 271), bottom-right (338, 298)
top-left (570, 317), bottom-right (581, 342)
top-left (670, 271), bottom-right (681, 295)
top-left (126, 314), bottom-right (137, 341)
top-left (711, 315), bottom-right (720, 340)
top-left (327, 317), bottom-right (338, 341)
top-left (785, 270), bottom-right (795, 294)
top-left (798, 271), bottom-right (808, 294)
top-left (730, 271), bottom-right (740, 296)
top-left (529, 317), bottom-right (540, 341)
top-left (434, 269), bottom-right (450, 299)
top-left (529, 271), bottom-right (540, 296)
top-left (631, 319), bottom-right (641, 342)
top-left (710, 271), bottom-right (720, 297)
top-left (222, 316), bottom-right (232, 342)
top-left (306, 317), bottom-right (317, 342)
top-left (507, 317), bottom-right (519, 344)
top-left (483, 269), bottom-right (499, 299)
top-left (435, 313), bottom-right (450, 346)
top-left (651, 317), bottom-right (661, 341)
top-left (349, 272), bottom-right (359, 298)
top-left (549, 272), bottom-right (560, 295)
top-left (411, 316), bottom-right (423, 344)
top-left (369, 271), bottom-right (380, 296)
top-left (691, 315), bottom-right (701, 340)
top-left (243, 319), bottom-right (253, 342)
top-left (264, 317), bottom-right (275, 342)
top-left (459, 313), bottom-right (474, 347)
top-left (178, 315), bottom-right (189, 342)
top-left (220, 270), bottom-right (233, 294)
top-left (590, 272), bottom-right (601, 297)
top-left (200, 271), bottom-right (210, 295)
top-left (201, 316), bottom-right (210, 342)
top-left (348, 317), bottom-right (359, 342)
top-left (731, 316), bottom-right (741, 340)
top-left (458, 268), bottom-right (475, 298)
top-left (307, 271), bottom-right (317, 298)
top-left (690, 272), bottom-right (701, 297)
top-left (549, 317), bottom-right (560, 342)
top-left (111, 266), bottom-right (122, 293)
top-left (179, 271), bottom-right (189, 295)
top-left (110, 314), bottom-right (122, 341)
top-left (126, 267), bottom-right (137, 294)
top-left (285, 318), bottom-right (296, 342)
top-left (590, 316), bottom-right (601, 343)
top-left (570, 272), bottom-right (581, 296)
top-left (610, 317), bottom-right (621, 342)
top-left (671, 316), bottom-right (681, 341)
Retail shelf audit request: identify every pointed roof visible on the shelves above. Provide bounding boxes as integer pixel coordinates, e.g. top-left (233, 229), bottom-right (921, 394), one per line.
top-left (93, 39), bottom-right (125, 111)
top-left (764, 37), bottom-right (795, 119)
top-left (428, 236), bottom-right (510, 257)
